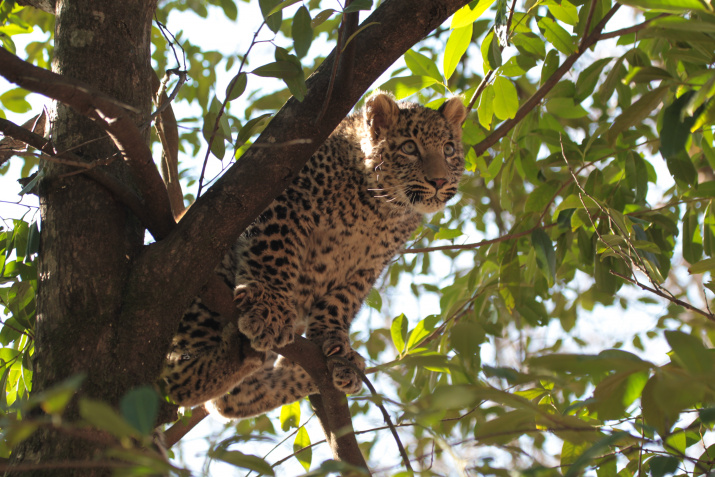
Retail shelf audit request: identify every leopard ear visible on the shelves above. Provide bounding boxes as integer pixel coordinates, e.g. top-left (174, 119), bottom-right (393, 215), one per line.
top-left (365, 91), bottom-right (400, 140)
top-left (439, 97), bottom-right (467, 130)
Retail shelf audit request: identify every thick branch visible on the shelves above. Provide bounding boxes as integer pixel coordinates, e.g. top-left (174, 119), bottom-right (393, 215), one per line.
top-left (279, 339), bottom-right (368, 472)
top-left (0, 48), bottom-right (176, 240)
top-left (15, 0), bottom-right (55, 14)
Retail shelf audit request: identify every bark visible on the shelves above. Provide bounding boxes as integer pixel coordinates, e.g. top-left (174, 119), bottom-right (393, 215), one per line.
top-left (9, 0), bottom-right (156, 474)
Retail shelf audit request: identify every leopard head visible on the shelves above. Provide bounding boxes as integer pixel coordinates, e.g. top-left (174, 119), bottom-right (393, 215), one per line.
top-left (364, 92), bottom-right (467, 214)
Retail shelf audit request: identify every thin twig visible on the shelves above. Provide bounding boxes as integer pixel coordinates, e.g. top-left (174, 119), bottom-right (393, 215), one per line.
top-left (401, 223), bottom-right (557, 254)
top-left (315, 4), bottom-right (351, 126)
top-left (197, 23), bottom-right (266, 199)
top-left (598, 13), bottom-right (670, 41)
top-left (610, 271), bottom-right (715, 321)
top-left (466, 69), bottom-right (493, 116)
top-left (0, 118), bottom-right (157, 233)
top-left (331, 356), bottom-right (412, 473)
top-left (163, 406), bottom-right (209, 448)
top-left (580, 0), bottom-right (597, 48)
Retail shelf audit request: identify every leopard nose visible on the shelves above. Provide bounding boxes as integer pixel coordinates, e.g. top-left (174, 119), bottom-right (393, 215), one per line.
top-left (428, 178), bottom-right (447, 190)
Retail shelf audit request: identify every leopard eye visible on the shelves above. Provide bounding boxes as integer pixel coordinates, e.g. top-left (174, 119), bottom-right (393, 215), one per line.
top-left (444, 143), bottom-right (455, 157)
top-left (400, 140), bottom-right (418, 155)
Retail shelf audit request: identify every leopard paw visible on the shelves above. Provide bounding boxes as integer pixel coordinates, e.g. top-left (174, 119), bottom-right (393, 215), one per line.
top-left (238, 302), bottom-right (295, 351)
top-left (328, 347), bottom-right (365, 395)
top-left (234, 281), bottom-right (265, 308)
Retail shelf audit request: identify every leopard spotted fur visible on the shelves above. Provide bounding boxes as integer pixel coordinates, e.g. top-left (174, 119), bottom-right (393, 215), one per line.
top-left (161, 92), bottom-right (467, 418)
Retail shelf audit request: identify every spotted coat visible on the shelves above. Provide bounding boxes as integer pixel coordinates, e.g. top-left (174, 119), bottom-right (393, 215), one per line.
top-left (161, 92), bottom-right (467, 418)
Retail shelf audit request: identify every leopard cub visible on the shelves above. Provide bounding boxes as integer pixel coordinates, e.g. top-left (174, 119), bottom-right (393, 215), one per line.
top-left (162, 92), bottom-right (467, 418)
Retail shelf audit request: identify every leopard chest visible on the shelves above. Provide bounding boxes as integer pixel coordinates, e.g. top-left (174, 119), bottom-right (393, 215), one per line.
top-left (293, 210), bottom-right (416, 317)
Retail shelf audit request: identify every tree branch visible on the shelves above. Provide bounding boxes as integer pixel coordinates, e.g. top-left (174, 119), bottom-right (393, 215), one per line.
top-left (278, 338), bottom-right (369, 472)
top-left (0, 117), bottom-right (160, 236)
top-left (15, 0), bottom-right (55, 14)
top-left (473, 4), bottom-right (621, 157)
top-left (0, 48), bottom-right (176, 240)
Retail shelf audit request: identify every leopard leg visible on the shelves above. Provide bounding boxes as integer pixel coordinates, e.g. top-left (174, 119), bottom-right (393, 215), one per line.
top-left (306, 269), bottom-right (375, 394)
top-left (231, 203), bottom-right (311, 351)
top-left (209, 356), bottom-right (317, 419)
top-left (161, 299), bottom-right (265, 407)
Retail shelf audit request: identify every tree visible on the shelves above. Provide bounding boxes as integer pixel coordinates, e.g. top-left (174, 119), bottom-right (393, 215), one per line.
top-left (2, 0), bottom-right (715, 475)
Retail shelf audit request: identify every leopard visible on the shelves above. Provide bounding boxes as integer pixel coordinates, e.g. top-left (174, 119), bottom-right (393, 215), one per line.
top-left (161, 91), bottom-right (467, 419)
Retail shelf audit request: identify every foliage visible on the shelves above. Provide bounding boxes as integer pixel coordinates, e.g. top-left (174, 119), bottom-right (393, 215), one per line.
top-left (3, 0), bottom-right (715, 474)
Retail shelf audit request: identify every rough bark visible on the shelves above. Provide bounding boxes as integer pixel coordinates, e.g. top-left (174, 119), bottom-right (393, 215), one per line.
top-left (9, 0), bottom-right (156, 474)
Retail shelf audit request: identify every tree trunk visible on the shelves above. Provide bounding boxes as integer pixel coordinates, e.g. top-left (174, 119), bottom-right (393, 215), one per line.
top-left (10, 0), bottom-right (156, 474)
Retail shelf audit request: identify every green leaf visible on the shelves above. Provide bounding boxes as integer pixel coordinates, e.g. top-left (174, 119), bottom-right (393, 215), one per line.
top-left (492, 76), bottom-right (518, 120)
top-left (27, 373), bottom-right (85, 415)
top-left (365, 288), bottom-right (382, 312)
top-left (0, 88), bottom-right (31, 114)
top-left (450, 322), bottom-right (485, 358)
top-left (546, 97), bottom-right (588, 118)
top-left (451, 0), bottom-right (496, 28)
top-left (280, 400), bottom-right (300, 431)
top-left (665, 330), bottom-right (712, 374)
top-left (267, 0), bottom-right (302, 16)
top-left (120, 386), bottom-right (159, 436)
top-left (292, 6), bottom-right (313, 58)
top-left (545, 0), bottom-right (579, 26)
top-left (210, 450), bottom-right (275, 475)
top-left (225, 72), bottom-right (247, 101)
top-left (406, 315), bottom-right (439, 351)
top-left (259, 0), bottom-right (283, 33)
top-left (404, 49), bottom-right (442, 82)
top-left (575, 57), bottom-right (612, 102)
top-left (434, 227), bottom-right (463, 240)
top-left (344, 0), bottom-right (372, 13)
top-left (541, 49), bottom-right (559, 84)
top-left (311, 9), bottom-right (335, 28)
top-left (252, 60), bottom-right (301, 79)
top-left (444, 24), bottom-right (472, 80)
top-left (532, 228), bottom-right (556, 286)
top-left (79, 398), bottom-right (141, 439)
top-left (477, 83), bottom-right (495, 128)
top-left (617, 0), bottom-right (710, 12)
top-left (683, 206), bottom-right (704, 263)
top-left (379, 76), bottom-right (439, 100)
top-left (660, 91), bottom-right (700, 160)
top-left (235, 113), bottom-right (271, 148)
top-left (512, 32), bottom-right (546, 60)
top-left (293, 427), bottom-right (312, 471)
top-left (590, 369), bottom-right (649, 420)
top-left (689, 257), bottom-right (715, 274)
top-left (648, 456), bottom-right (680, 477)
top-left (220, 0), bottom-right (238, 20)
top-left (538, 17), bottom-right (576, 55)
top-left (607, 86), bottom-right (668, 145)
top-left (390, 313), bottom-right (407, 354)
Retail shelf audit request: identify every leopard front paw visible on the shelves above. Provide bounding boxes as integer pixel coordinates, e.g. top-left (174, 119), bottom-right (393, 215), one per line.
top-left (320, 338), bottom-right (365, 394)
top-left (234, 281), bottom-right (265, 308)
top-left (238, 301), bottom-right (295, 351)
top-left (328, 347), bottom-right (365, 395)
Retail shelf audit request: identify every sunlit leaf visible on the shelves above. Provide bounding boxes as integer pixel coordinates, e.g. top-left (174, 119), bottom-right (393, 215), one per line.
top-left (293, 427), bottom-right (311, 471)
top-left (444, 24), bottom-right (472, 80)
